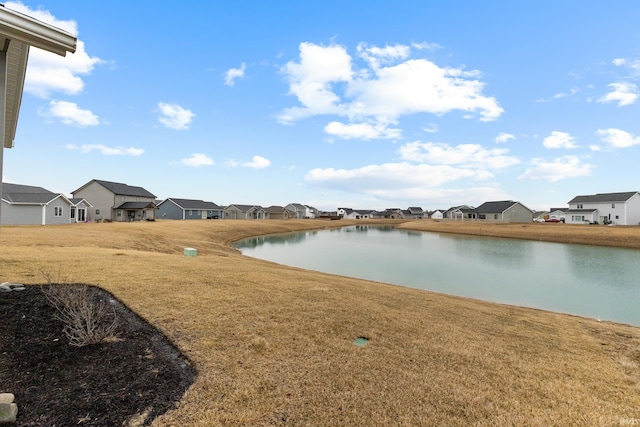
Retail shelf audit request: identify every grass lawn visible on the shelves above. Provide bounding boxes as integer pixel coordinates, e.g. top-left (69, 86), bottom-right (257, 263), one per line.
top-left (1, 219), bottom-right (640, 426)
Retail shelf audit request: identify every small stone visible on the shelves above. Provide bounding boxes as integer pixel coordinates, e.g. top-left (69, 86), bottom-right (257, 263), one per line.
top-left (0, 402), bottom-right (18, 424)
top-left (0, 283), bottom-right (11, 292)
top-left (0, 394), bottom-right (13, 404)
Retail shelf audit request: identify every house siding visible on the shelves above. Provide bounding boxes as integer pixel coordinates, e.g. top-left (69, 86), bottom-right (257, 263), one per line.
top-left (567, 193), bottom-right (640, 225)
top-left (74, 182), bottom-right (115, 221)
top-left (45, 198), bottom-right (73, 225)
top-left (1, 202), bottom-right (43, 225)
top-left (157, 201), bottom-right (183, 220)
top-left (502, 203), bottom-right (534, 223)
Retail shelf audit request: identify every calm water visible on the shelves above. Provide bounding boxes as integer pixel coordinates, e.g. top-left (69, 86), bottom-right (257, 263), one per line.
top-left (235, 225), bottom-right (640, 326)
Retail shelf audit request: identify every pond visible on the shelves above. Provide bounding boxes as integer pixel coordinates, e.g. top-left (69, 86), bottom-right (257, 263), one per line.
top-left (234, 225), bottom-right (640, 326)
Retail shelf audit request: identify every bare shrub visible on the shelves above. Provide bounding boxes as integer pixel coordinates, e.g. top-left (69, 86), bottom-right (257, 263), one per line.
top-left (41, 282), bottom-right (118, 347)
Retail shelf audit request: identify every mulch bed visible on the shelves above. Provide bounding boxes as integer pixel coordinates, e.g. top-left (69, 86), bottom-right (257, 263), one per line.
top-left (0, 285), bottom-right (196, 426)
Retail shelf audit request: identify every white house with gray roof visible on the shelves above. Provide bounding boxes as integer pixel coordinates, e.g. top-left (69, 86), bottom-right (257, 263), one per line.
top-left (566, 191), bottom-right (640, 225)
top-left (71, 179), bottom-right (157, 222)
top-left (1, 183), bottom-right (74, 225)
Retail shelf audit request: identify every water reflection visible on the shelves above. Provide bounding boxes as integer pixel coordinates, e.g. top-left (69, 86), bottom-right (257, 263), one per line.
top-left (565, 244), bottom-right (640, 289)
top-left (444, 234), bottom-right (533, 269)
top-left (235, 225), bottom-right (640, 325)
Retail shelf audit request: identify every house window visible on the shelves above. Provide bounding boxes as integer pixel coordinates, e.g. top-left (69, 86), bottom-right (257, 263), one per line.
top-left (95, 209), bottom-right (100, 215)
top-left (612, 203), bottom-right (615, 208)
top-left (70, 207), bottom-right (76, 219)
top-left (117, 210), bottom-right (122, 217)
top-left (494, 214), bottom-right (498, 219)
top-left (54, 206), bottom-right (63, 217)
top-left (572, 215), bottom-right (585, 222)
top-left (577, 204), bottom-right (583, 209)
top-left (616, 215), bottom-right (619, 219)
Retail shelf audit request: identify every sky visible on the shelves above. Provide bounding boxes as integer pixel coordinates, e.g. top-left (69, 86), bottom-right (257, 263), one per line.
top-left (3, 1), bottom-right (640, 212)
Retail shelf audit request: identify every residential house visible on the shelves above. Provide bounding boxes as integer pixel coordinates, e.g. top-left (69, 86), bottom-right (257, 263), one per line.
top-left (405, 206), bottom-right (426, 219)
top-left (429, 210), bottom-right (444, 220)
top-left (371, 208), bottom-right (404, 219)
top-left (444, 205), bottom-right (475, 220)
top-left (69, 198), bottom-right (92, 223)
top-left (261, 206), bottom-right (293, 220)
top-left (402, 207), bottom-right (425, 219)
top-left (566, 191), bottom-right (640, 225)
top-left (224, 204), bottom-right (263, 220)
top-left (285, 203), bottom-right (318, 219)
top-left (156, 198), bottom-right (224, 220)
top-left (548, 208), bottom-right (568, 221)
top-left (71, 179), bottom-right (157, 222)
top-left (337, 208), bottom-right (375, 219)
top-left (475, 200), bottom-right (534, 223)
top-left (1, 183), bottom-right (73, 225)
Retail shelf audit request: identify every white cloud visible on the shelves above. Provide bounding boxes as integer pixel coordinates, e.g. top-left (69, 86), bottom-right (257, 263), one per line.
top-left (180, 153), bottom-right (214, 167)
top-left (157, 102), bottom-right (195, 130)
top-left (423, 123), bottom-right (438, 133)
top-left (357, 43), bottom-right (411, 70)
top-left (5, 2), bottom-right (104, 98)
top-left (518, 155), bottom-right (593, 182)
top-left (304, 162), bottom-right (513, 206)
top-left (44, 101), bottom-right (99, 127)
top-left (324, 121), bottom-right (401, 140)
top-left (306, 162), bottom-right (478, 191)
top-left (596, 128), bottom-right (640, 148)
top-left (612, 57), bottom-right (640, 77)
top-left (224, 63), bottom-right (246, 86)
top-left (242, 155), bottom-right (271, 169)
top-left (66, 144), bottom-right (143, 156)
top-left (543, 131), bottom-right (578, 149)
top-left (278, 42), bottom-right (353, 123)
top-left (495, 132), bottom-right (515, 143)
top-left (598, 82), bottom-right (638, 106)
top-left (398, 141), bottom-right (520, 170)
top-left (278, 42), bottom-right (503, 139)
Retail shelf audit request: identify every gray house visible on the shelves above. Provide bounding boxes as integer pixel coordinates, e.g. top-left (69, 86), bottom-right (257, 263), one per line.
top-left (475, 200), bottom-right (534, 223)
top-left (156, 198), bottom-right (224, 220)
top-left (1, 183), bottom-right (73, 225)
top-left (71, 179), bottom-right (157, 222)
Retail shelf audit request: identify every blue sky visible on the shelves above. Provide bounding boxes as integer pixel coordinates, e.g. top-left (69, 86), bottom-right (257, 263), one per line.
top-left (3, 1), bottom-right (640, 211)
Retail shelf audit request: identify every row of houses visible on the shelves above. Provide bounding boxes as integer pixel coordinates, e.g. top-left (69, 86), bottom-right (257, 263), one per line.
top-left (2, 178), bottom-right (640, 226)
top-left (0, 179), bottom-right (322, 225)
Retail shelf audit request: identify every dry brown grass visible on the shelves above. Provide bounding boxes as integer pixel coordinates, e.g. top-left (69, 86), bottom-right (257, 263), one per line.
top-left (2, 219), bottom-right (640, 426)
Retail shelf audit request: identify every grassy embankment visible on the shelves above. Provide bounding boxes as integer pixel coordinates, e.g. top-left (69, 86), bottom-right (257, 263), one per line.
top-left (1, 219), bottom-right (640, 426)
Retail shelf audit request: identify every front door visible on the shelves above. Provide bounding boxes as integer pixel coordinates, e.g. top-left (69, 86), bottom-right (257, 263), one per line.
top-left (77, 208), bottom-right (86, 222)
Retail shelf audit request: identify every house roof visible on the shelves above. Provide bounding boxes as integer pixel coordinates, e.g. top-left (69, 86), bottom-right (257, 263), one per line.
top-left (1, 182), bottom-right (60, 204)
top-left (226, 204), bottom-right (260, 212)
top-left (116, 201), bottom-right (157, 210)
top-left (475, 200), bottom-right (520, 214)
top-left (549, 207), bottom-right (568, 213)
top-left (565, 209), bottom-right (598, 214)
top-left (0, 6), bottom-right (76, 148)
top-left (73, 179), bottom-right (156, 198)
top-left (162, 198), bottom-right (220, 210)
top-left (69, 197), bottom-right (92, 207)
top-left (568, 191), bottom-right (639, 204)
top-left (287, 203), bottom-right (306, 210)
top-left (263, 205), bottom-right (286, 214)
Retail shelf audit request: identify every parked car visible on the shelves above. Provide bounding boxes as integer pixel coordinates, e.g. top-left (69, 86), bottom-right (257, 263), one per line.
top-left (533, 218), bottom-right (545, 223)
top-left (545, 218), bottom-right (562, 223)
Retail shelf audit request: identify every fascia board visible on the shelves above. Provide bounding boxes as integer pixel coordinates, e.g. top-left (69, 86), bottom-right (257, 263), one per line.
top-left (0, 6), bottom-right (76, 56)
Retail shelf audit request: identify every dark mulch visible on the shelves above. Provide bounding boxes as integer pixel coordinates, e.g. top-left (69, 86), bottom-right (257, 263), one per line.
top-left (0, 285), bottom-right (196, 427)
